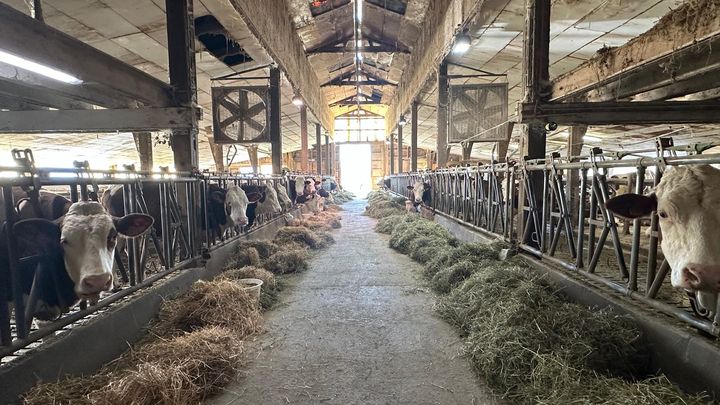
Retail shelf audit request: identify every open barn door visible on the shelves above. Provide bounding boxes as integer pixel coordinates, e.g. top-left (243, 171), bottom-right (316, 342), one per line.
top-left (339, 143), bottom-right (371, 196)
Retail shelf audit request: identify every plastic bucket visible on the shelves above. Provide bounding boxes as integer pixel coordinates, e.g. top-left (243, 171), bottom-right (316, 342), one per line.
top-left (238, 278), bottom-right (263, 302)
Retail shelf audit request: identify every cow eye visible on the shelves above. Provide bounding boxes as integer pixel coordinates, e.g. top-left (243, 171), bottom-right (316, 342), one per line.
top-left (658, 211), bottom-right (668, 219)
top-left (107, 230), bottom-right (118, 250)
top-left (60, 238), bottom-right (68, 246)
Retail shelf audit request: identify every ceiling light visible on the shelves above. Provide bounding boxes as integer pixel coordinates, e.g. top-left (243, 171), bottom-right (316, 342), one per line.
top-left (452, 29), bottom-right (471, 54)
top-left (0, 49), bottom-right (82, 84)
top-left (398, 115), bottom-right (407, 126)
top-left (292, 93), bottom-right (304, 107)
top-left (356, 0), bottom-right (363, 22)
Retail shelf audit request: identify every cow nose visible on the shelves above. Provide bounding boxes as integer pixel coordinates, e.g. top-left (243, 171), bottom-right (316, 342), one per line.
top-left (80, 273), bottom-right (112, 294)
top-left (680, 264), bottom-right (720, 291)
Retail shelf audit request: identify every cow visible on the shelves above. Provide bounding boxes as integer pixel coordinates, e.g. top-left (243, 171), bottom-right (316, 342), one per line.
top-left (240, 183), bottom-right (282, 227)
top-left (406, 180), bottom-right (431, 210)
top-left (606, 165), bottom-right (720, 313)
top-left (273, 181), bottom-right (293, 210)
top-left (1, 200), bottom-right (153, 320)
top-left (205, 183), bottom-right (260, 238)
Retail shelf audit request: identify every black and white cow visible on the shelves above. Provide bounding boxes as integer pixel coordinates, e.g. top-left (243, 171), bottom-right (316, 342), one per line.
top-left (407, 180), bottom-right (432, 209)
top-left (240, 183), bottom-right (282, 227)
top-left (1, 198), bottom-right (153, 320)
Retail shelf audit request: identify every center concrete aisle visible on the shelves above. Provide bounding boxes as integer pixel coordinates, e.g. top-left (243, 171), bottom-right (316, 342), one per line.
top-left (208, 200), bottom-right (499, 405)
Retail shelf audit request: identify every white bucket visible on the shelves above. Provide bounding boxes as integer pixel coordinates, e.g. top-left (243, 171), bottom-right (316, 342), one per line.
top-left (238, 278), bottom-right (263, 302)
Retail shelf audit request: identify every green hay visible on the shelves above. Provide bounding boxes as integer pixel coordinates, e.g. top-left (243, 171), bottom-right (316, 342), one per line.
top-left (424, 242), bottom-right (502, 279)
top-left (408, 237), bottom-right (452, 265)
top-left (333, 190), bottom-right (355, 204)
top-left (430, 259), bottom-right (481, 294)
top-left (375, 213), bottom-right (417, 234)
top-left (388, 219), bottom-right (454, 254)
top-left (263, 249), bottom-right (310, 274)
top-left (274, 226), bottom-right (331, 249)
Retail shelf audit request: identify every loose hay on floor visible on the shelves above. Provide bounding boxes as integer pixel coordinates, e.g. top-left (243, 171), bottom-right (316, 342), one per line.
top-left (155, 280), bottom-right (262, 337)
top-left (218, 266), bottom-right (282, 309)
top-left (94, 327), bottom-right (243, 405)
top-left (275, 226), bottom-right (332, 249)
top-left (236, 240), bottom-right (279, 260)
top-left (263, 249), bottom-right (310, 274)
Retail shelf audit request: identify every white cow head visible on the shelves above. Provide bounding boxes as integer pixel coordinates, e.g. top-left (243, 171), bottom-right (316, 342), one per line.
top-left (406, 180), bottom-right (430, 204)
top-left (16, 201), bottom-right (153, 301)
top-left (294, 176), bottom-right (306, 196)
top-left (255, 183), bottom-right (282, 215)
top-left (224, 185), bottom-right (258, 227)
top-left (274, 181), bottom-right (293, 209)
top-left (607, 165), bottom-right (720, 311)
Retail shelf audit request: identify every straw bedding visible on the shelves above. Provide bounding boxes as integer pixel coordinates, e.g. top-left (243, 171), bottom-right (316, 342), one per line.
top-left (274, 226), bottom-right (334, 250)
top-left (366, 195), bottom-right (707, 403)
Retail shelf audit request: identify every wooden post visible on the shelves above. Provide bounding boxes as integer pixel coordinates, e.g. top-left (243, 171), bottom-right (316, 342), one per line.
top-left (315, 123), bottom-right (323, 175)
top-left (437, 61), bottom-right (449, 168)
top-left (247, 145), bottom-right (259, 174)
top-left (389, 134), bottom-right (395, 175)
top-left (411, 101), bottom-right (418, 172)
top-left (567, 125), bottom-right (586, 222)
top-left (166, 0), bottom-right (198, 173)
top-left (397, 123), bottom-right (403, 173)
top-left (208, 138), bottom-right (224, 172)
top-left (324, 134), bottom-right (330, 175)
top-left (497, 122), bottom-right (514, 163)
top-left (519, 0), bottom-right (551, 245)
top-left (462, 142), bottom-right (473, 160)
top-left (269, 67), bottom-right (282, 174)
top-left (300, 105), bottom-right (308, 172)
top-left (132, 132), bottom-right (153, 171)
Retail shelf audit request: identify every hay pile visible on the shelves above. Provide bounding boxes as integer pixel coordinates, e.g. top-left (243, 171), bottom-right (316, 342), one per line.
top-left (374, 213), bottom-right (707, 403)
top-left (263, 249), bottom-right (310, 274)
top-left (219, 266), bottom-right (281, 309)
top-left (332, 190), bottom-right (355, 204)
top-left (23, 280), bottom-right (259, 405)
top-left (155, 280), bottom-right (262, 337)
top-left (364, 191), bottom-right (406, 219)
top-left (274, 226), bottom-right (334, 250)
top-left (95, 327), bottom-right (242, 405)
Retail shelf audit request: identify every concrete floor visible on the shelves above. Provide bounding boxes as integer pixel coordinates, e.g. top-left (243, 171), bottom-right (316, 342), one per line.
top-left (207, 200), bottom-right (499, 405)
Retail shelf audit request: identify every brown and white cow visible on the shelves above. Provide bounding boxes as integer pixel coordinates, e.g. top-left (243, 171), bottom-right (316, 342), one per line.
top-left (2, 198), bottom-right (153, 320)
top-left (607, 165), bottom-right (720, 312)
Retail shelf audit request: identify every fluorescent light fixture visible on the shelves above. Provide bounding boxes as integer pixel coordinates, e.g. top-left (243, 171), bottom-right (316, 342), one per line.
top-left (0, 49), bottom-right (82, 84)
top-left (357, 39), bottom-right (363, 48)
top-left (398, 114), bottom-right (407, 126)
top-left (584, 135), bottom-right (601, 142)
top-left (452, 30), bottom-right (471, 54)
top-left (292, 93), bottom-right (304, 107)
top-left (356, 53), bottom-right (363, 61)
top-left (356, 0), bottom-right (363, 22)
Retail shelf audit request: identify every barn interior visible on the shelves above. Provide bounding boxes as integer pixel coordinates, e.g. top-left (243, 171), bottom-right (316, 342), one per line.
top-left (1, 0), bottom-right (720, 403)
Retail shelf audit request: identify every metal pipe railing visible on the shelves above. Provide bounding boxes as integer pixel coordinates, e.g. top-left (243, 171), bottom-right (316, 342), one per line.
top-left (386, 150), bottom-right (720, 337)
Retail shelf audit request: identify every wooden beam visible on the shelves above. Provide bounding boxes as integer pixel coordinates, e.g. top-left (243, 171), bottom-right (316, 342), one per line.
top-left (0, 2), bottom-right (173, 107)
top-left (133, 132), bottom-right (154, 171)
top-left (208, 137), bottom-right (225, 172)
top-left (269, 67), bottom-right (282, 174)
top-left (551, 2), bottom-right (720, 101)
top-left (166, 0), bottom-right (199, 172)
top-left (437, 61), bottom-right (449, 168)
top-left (309, 46), bottom-right (410, 54)
top-left (632, 70), bottom-right (720, 101)
top-left (335, 101), bottom-right (384, 106)
top-left (519, 101), bottom-right (720, 125)
top-left (0, 65), bottom-right (126, 109)
top-left (322, 81), bottom-right (396, 87)
top-left (227, 0), bottom-right (334, 131)
top-left (566, 125), bottom-right (586, 224)
top-left (300, 106), bottom-right (308, 172)
top-left (0, 108), bottom-right (194, 133)
top-left (411, 101), bottom-right (418, 172)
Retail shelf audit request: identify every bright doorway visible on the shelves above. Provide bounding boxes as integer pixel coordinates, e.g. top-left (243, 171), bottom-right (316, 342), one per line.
top-left (339, 143), bottom-right (372, 197)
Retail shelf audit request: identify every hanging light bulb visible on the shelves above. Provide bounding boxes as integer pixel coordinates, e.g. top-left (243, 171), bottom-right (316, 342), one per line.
top-left (398, 114), bottom-right (407, 126)
top-left (452, 29), bottom-right (471, 54)
top-left (292, 92), bottom-right (304, 107)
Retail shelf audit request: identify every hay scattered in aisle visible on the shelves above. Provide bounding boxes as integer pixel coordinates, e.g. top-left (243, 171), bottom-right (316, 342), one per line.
top-left (365, 190), bottom-right (709, 404)
top-left (22, 204), bottom-right (345, 405)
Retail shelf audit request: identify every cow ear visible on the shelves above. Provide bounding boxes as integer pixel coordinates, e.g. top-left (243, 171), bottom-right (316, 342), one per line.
top-left (246, 192), bottom-right (262, 203)
top-left (406, 185), bottom-right (415, 190)
top-left (423, 183), bottom-right (431, 190)
top-left (13, 218), bottom-right (61, 254)
top-left (210, 191), bottom-right (225, 204)
top-left (114, 214), bottom-right (154, 238)
top-left (606, 193), bottom-right (657, 219)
